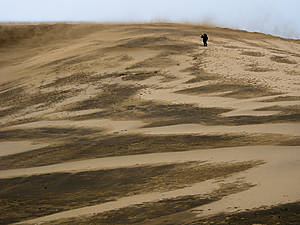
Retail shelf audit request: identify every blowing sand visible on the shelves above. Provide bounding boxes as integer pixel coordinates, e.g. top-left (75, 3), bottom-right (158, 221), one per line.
top-left (0, 22), bottom-right (299, 225)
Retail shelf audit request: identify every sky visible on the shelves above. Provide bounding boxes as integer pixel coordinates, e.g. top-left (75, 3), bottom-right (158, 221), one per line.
top-left (1, 0), bottom-right (300, 39)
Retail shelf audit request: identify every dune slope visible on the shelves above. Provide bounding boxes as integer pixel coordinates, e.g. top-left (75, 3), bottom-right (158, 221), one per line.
top-left (0, 23), bottom-right (300, 225)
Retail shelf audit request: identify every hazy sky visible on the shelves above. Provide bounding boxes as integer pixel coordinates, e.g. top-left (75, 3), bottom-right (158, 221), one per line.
top-left (1, 0), bottom-right (300, 39)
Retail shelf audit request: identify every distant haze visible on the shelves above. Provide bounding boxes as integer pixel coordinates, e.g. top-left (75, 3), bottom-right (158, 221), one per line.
top-left (1, 0), bottom-right (300, 39)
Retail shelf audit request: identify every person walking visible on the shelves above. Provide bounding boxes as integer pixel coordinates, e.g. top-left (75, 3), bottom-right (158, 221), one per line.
top-left (201, 33), bottom-right (208, 47)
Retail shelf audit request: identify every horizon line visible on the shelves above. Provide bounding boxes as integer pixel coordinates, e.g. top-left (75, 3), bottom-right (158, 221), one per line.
top-left (0, 20), bottom-right (299, 41)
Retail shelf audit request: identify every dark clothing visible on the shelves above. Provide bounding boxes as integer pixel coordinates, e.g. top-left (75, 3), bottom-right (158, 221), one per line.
top-left (201, 33), bottom-right (208, 47)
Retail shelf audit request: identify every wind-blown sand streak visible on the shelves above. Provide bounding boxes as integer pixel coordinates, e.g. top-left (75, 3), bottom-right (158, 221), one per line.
top-left (138, 122), bottom-right (300, 136)
top-left (15, 145), bottom-right (300, 224)
top-left (0, 141), bottom-right (46, 157)
top-left (1, 146), bottom-right (298, 179)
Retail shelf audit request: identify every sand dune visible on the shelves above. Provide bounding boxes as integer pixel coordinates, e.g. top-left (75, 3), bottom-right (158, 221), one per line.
top-left (0, 22), bottom-right (299, 225)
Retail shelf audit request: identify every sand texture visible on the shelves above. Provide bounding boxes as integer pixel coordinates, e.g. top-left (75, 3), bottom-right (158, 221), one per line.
top-left (0, 22), bottom-right (300, 225)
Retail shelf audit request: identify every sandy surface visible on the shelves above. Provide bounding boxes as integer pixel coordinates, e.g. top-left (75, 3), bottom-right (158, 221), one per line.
top-left (0, 145), bottom-right (298, 179)
top-left (0, 141), bottom-right (47, 157)
top-left (0, 22), bottom-right (299, 224)
top-left (12, 145), bottom-right (300, 224)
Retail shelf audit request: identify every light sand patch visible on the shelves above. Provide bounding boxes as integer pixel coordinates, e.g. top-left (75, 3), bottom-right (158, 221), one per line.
top-left (204, 39), bottom-right (300, 94)
top-left (2, 119), bottom-right (145, 134)
top-left (138, 123), bottom-right (300, 136)
top-left (221, 99), bottom-right (300, 117)
top-left (1, 145), bottom-right (299, 179)
top-left (194, 153), bottom-right (300, 217)
top-left (0, 141), bottom-right (47, 157)
top-left (43, 108), bottom-right (105, 120)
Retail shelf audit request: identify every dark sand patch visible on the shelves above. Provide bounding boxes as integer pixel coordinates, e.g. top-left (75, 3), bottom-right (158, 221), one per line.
top-left (267, 47), bottom-right (300, 58)
top-left (69, 100), bottom-right (230, 127)
top-left (0, 87), bottom-right (82, 119)
top-left (0, 161), bottom-right (261, 224)
top-left (46, 54), bottom-right (104, 74)
top-left (41, 71), bottom-right (97, 88)
top-left (176, 82), bottom-right (280, 99)
top-left (252, 105), bottom-right (300, 124)
top-left (158, 72), bottom-right (178, 83)
top-left (48, 182), bottom-right (255, 225)
top-left (182, 67), bottom-right (217, 83)
top-left (25, 89), bottom-right (82, 108)
top-left (104, 53), bottom-right (134, 63)
top-left (285, 70), bottom-right (300, 76)
top-left (68, 98), bottom-right (300, 127)
top-left (0, 127), bottom-right (100, 142)
top-left (0, 77), bottom-right (27, 92)
top-left (260, 95), bottom-right (300, 102)
top-left (270, 55), bottom-right (297, 64)
top-left (73, 195), bottom-right (216, 225)
top-left (127, 53), bottom-right (177, 69)
top-left (0, 132), bottom-right (290, 170)
top-left (42, 70), bottom-right (158, 89)
top-left (40, 55), bottom-right (79, 68)
top-left (0, 86), bottom-right (26, 107)
top-left (121, 71), bottom-right (162, 81)
top-left (241, 51), bottom-right (265, 57)
top-left (246, 63), bottom-right (273, 72)
top-left (255, 105), bottom-right (300, 115)
top-left (0, 117), bottom-right (40, 129)
top-left (102, 70), bottom-right (169, 82)
top-left (280, 136), bottom-right (300, 146)
top-left (194, 201), bottom-right (300, 225)
top-left (67, 84), bottom-right (142, 111)
top-left (222, 113), bottom-right (300, 126)
top-left (135, 102), bottom-right (228, 126)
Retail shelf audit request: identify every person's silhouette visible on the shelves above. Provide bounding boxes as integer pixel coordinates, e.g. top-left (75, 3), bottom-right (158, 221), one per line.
top-left (201, 33), bottom-right (208, 47)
